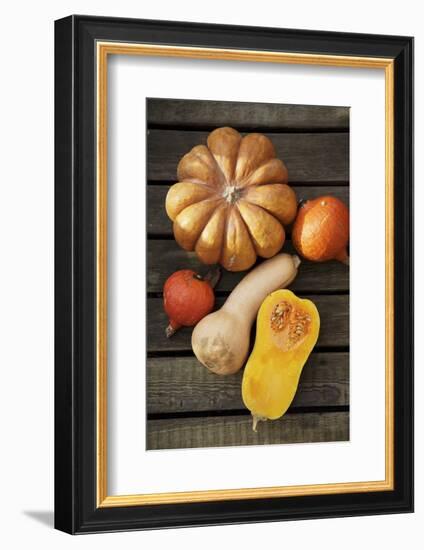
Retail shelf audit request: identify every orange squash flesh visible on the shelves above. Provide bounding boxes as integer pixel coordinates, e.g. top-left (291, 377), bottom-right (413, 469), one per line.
top-left (242, 289), bottom-right (320, 430)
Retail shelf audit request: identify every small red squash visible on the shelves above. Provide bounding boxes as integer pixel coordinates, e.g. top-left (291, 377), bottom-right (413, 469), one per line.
top-left (163, 269), bottom-right (217, 337)
top-left (292, 196), bottom-right (349, 264)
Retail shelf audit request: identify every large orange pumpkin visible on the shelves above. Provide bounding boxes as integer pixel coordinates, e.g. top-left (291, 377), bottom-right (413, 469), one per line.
top-left (165, 127), bottom-right (297, 272)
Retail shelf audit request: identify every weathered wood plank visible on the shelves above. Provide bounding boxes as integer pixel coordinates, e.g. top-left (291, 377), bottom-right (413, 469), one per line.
top-left (147, 240), bottom-right (349, 293)
top-left (147, 295), bottom-right (349, 352)
top-left (147, 99), bottom-right (349, 131)
top-left (147, 353), bottom-right (349, 414)
top-left (147, 130), bottom-right (349, 183)
top-left (147, 411), bottom-right (349, 450)
top-left (147, 185), bottom-right (349, 236)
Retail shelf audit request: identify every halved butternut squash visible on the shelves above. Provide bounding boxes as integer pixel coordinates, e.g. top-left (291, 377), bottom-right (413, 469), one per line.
top-left (242, 289), bottom-right (320, 430)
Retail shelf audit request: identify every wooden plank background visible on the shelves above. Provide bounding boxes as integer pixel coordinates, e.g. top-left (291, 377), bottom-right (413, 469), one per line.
top-left (147, 130), bottom-right (349, 183)
top-left (146, 98), bottom-right (350, 450)
top-left (147, 412), bottom-right (349, 450)
top-left (147, 99), bottom-right (349, 130)
top-left (147, 353), bottom-right (349, 414)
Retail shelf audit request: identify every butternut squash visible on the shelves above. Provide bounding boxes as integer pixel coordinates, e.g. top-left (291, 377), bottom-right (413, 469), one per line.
top-left (191, 254), bottom-right (300, 375)
top-left (242, 289), bottom-right (320, 430)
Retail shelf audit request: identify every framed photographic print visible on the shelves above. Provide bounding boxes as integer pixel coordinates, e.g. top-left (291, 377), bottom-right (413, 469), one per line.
top-left (54, 15), bottom-right (414, 534)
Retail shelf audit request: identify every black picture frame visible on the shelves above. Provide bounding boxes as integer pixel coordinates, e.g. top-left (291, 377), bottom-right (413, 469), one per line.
top-left (55, 15), bottom-right (414, 534)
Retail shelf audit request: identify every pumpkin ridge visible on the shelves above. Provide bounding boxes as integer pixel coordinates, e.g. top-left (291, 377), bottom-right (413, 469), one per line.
top-left (238, 158), bottom-right (289, 188)
top-left (178, 145), bottom-right (225, 188)
top-left (242, 183), bottom-right (297, 226)
top-left (236, 200), bottom-right (285, 258)
top-left (217, 134), bottom-right (242, 185)
top-left (191, 139), bottom-right (229, 188)
top-left (246, 184), bottom-right (295, 222)
top-left (196, 148), bottom-right (226, 188)
top-left (248, 182), bottom-right (270, 191)
top-left (209, 161), bottom-right (228, 185)
top-left (205, 150), bottom-right (227, 188)
top-left (238, 194), bottom-right (285, 227)
top-left (234, 133), bottom-right (276, 183)
top-left (166, 181), bottom-right (218, 221)
top-left (193, 200), bottom-right (227, 258)
top-left (218, 204), bottom-right (233, 265)
top-left (236, 158), bottom-right (274, 187)
top-left (230, 204), bottom-right (254, 255)
top-left (174, 197), bottom-right (223, 251)
top-left (207, 126), bottom-right (242, 184)
top-left (180, 178), bottom-right (221, 191)
top-left (237, 201), bottom-right (282, 229)
top-left (219, 205), bottom-right (256, 271)
top-left (233, 203), bottom-right (251, 237)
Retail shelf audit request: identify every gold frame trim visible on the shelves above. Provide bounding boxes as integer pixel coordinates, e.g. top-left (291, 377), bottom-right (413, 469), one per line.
top-left (96, 42), bottom-right (395, 508)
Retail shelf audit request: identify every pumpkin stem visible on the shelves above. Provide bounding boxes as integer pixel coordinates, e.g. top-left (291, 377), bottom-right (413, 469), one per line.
top-left (335, 247), bottom-right (349, 265)
top-left (298, 199), bottom-right (307, 208)
top-left (165, 319), bottom-right (181, 338)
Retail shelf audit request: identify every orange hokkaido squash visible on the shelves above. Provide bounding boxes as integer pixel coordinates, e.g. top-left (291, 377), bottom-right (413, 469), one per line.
top-left (165, 127), bottom-right (297, 272)
top-left (292, 196), bottom-right (349, 264)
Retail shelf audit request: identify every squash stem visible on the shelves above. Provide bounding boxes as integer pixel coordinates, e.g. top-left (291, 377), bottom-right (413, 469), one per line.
top-left (203, 266), bottom-right (221, 289)
top-left (252, 414), bottom-right (267, 432)
top-left (165, 320), bottom-right (181, 338)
